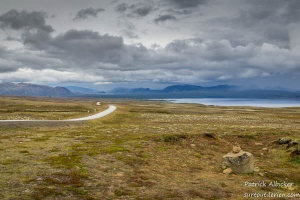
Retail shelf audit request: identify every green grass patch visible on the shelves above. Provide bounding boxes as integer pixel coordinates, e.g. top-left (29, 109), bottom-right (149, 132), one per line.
top-left (44, 154), bottom-right (82, 169)
top-left (114, 188), bottom-right (133, 196)
top-left (101, 145), bottom-right (129, 154)
top-left (34, 135), bottom-right (51, 142)
top-left (115, 155), bottom-right (147, 167)
top-left (162, 134), bottom-right (188, 142)
top-left (290, 156), bottom-right (300, 165)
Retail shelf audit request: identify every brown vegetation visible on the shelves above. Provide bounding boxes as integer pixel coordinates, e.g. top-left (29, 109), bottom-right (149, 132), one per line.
top-left (0, 97), bottom-right (299, 199)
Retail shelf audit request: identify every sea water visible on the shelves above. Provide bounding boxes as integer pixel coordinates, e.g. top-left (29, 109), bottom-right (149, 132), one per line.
top-left (162, 98), bottom-right (300, 108)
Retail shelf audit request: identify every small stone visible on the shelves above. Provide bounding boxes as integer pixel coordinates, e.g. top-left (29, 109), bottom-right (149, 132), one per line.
top-left (262, 148), bottom-right (268, 151)
top-left (190, 144), bottom-right (196, 148)
top-left (233, 145), bottom-right (241, 153)
top-left (260, 153), bottom-right (264, 156)
top-left (114, 172), bottom-right (124, 177)
top-left (223, 168), bottom-right (232, 174)
top-left (254, 167), bottom-right (260, 172)
top-left (24, 189), bottom-right (31, 193)
top-left (259, 172), bottom-right (265, 177)
top-left (36, 177), bottom-right (43, 181)
top-left (255, 143), bottom-right (263, 146)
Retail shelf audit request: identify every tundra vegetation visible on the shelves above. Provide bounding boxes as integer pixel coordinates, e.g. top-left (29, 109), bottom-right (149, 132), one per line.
top-left (0, 96), bottom-right (299, 199)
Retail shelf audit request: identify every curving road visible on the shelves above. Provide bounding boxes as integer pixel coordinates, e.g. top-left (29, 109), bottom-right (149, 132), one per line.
top-left (0, 105), bottom-right (116, 122)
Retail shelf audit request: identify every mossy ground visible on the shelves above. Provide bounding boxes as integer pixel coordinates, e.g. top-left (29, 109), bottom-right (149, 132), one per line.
top-left (0, 97), bottom-right (299, 199)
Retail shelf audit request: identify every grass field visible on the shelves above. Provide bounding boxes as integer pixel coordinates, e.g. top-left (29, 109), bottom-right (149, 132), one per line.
top-left (0, 96), bottom-right (299, 199)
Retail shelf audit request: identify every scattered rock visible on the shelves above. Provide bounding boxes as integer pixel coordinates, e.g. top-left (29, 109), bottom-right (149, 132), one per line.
top-left (24, 189), bottom-right (31, 193)
top-left (222, 146), bottom-right (254, 174)
top-left (279, 137), bottom-right (292, 144)
top-left (36, 177), bottom-right (43, 181)
top-left (255, 143), bottom-right (263, 146)
top-left (254, 167), bottom-right (260, 172)
top-left (259, 172), bottom-right (265, 177)
top-left (287, 140), bottom-right (299, 148)
top-left (290, 147), bottom-right (300, 157)
top-left (262, 148), bottom-right (268, 151)
top-left (190, 144), bottom-right (196, 148)
top-left (114, 172), bottom-right (124, 177)
top-left (223, 168), bottom-right (232, 174)
top-left (204, 132), bottom-right (218, 140)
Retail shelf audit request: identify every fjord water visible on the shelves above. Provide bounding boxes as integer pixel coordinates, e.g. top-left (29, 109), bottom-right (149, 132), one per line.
top-left (166, 98), bottom-right (300, 108)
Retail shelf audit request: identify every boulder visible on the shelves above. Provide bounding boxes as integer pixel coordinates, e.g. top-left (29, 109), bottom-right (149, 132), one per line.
top-left (278, 137), bottom-right (292, 144)
top-left (222, 147), bottom-right (254, 174)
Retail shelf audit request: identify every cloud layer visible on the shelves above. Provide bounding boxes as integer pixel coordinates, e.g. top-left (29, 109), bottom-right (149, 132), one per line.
top-left (0, 0), bottom-right (299, 89)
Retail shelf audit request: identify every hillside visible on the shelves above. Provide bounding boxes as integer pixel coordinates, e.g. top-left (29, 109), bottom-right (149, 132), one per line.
top-left (0, 82), bottom-right (74, 96)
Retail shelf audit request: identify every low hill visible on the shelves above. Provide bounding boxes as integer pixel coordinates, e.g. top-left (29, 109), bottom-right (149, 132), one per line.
top-left (65, 86), bottom-right (105, 94)
top-left (109, 87), bottom-right (152, 93)
top-left (0, 82), bottom-right (74, 96)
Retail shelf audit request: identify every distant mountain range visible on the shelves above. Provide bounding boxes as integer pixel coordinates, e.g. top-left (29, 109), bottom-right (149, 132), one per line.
top-left (0, 82), bottom-right (74, 96)
top-left (162, 84), bottom-right (237, 92)
top-left (0, 82), bottom-right (299, 99)
top-left (107, 84), bottom-right (300, 99)
top-left (109, 84), bottom-right (239, 93)
top-left (65, 86), bottom-right (105, 94)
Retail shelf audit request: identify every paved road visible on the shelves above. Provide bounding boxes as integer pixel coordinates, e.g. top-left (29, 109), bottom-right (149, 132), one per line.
top-left (0, 105), bottom-right (116, 122)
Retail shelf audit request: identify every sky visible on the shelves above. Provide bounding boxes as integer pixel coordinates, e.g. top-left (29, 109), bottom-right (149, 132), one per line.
top-left (0, 0), bottom-right (300, 91)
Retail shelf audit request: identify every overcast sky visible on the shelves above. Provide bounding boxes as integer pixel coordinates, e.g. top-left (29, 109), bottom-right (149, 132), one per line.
top-left (0, 0), bottom-right (300, 90)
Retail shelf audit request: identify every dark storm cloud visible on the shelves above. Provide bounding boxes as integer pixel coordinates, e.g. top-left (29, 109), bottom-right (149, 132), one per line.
top-left (35, 29), bottom-right (129, 67)
top-left (22, 30), bottom-right (52, 50)
top-left (52, 29), bottom-right (123, 52)
top-left (197, 0), bottom-right (300, 49)
top-left (154, 14), bottom-right (176, 23)
top-left (115, 3), bottom-right (128, 13)
top-left (4, 36), bottom-right (21, 41)
top-left (74, 7), bottom-right (105, 20)
top-left (165, 8), bottom-right (193, 15)
top-left (235, 0), bottom-right (300, 45)
top-left (133, 6), bottom-right (153, 17)
top-left (244, 0), bottom-right (300, 24)
top-left (115, 3), bottom-right (154, 18)
top-left (167, 0), bottom-right (207, 8)
top-left (0, 9), bottom-right (54, 33)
